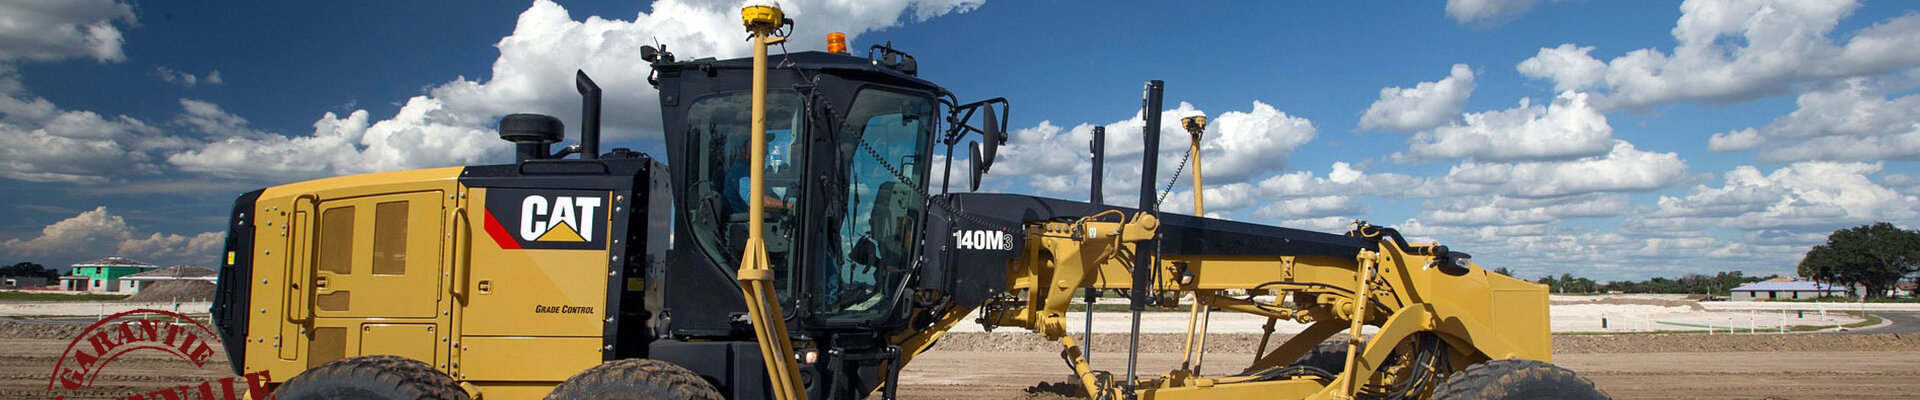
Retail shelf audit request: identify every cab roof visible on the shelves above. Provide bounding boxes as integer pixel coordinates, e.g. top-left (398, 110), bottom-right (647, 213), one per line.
top-left (654, 50), bottom-right (943, 94)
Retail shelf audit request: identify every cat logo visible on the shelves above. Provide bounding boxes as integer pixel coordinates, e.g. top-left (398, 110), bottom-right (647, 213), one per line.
top-left (519, 195), bottom-right (601, 243)
top-left (482, 188), bottom-right (610, 250)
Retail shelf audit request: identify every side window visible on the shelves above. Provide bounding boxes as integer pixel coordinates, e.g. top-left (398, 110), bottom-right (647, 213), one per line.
top-left (317, 206), bottom-right (354, 274)
top-left (372, 201), bottom-right (408, 275)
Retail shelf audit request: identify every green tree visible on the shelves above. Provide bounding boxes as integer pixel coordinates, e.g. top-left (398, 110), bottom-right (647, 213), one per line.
top-left (0, 262), bottom-right (58, 282)
top-left (1798, 222), bottom-right (1920, 299)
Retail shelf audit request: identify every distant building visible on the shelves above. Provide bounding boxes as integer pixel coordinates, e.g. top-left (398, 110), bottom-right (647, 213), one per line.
top-left (119, 266), bottom-right (217, 293)
top-left (2, 276), bottom-right (48, 288)
top-left (1729, 281), bottom-right (1849, 301)
top-left (60, 256), bottom-right (158, 293)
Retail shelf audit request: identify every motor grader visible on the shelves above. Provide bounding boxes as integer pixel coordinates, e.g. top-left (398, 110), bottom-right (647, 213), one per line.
top-left (210, 5), bottom-right (1606, 400)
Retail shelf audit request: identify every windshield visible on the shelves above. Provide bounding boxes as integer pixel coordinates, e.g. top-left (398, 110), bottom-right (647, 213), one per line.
top-left (814, 89), bottom-right (933, 321)
top-left (684, 92), bottom-right (805, 303)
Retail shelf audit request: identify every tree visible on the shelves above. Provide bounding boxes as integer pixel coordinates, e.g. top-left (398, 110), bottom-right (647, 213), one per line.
top-left (0, 262), bottom-right (59, 282)
top-left (1798, 222), bottom-right (1920, 299)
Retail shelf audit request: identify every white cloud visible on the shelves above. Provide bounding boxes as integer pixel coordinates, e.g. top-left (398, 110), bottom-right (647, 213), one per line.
top-left (175, 99), bottom-right (265, 139)
top-left (1395, 91), bottom-right (1613, 163)
top-left (205, 70), bottom-right (223, 85)
top-left (1255, 162), bottom-right (1423, 199)
top-left (1517, 0), bottom-right (1920, 109)
top-left (1416, 193), bottom-right (1628, 227)
top-left (1254, 195), bottom-right (1363, 220)
top-left (1707, 128), bottom-right (1762, 152)
top-left (1, 207), bottom-right (221, 267)
top-left (161, 0), bottom-right (987, 183)
top-left (1158, 183), bottom-right (1256, 216)
top-left (0, 68), bottom-right (179, 183)
top-left (988, 101), bottom-right (1316, 207)
top-left (1436, 140), bottom-right (1687, 198)
top-left (1359, 64), bottom-right (1476, 132)
top-left (0, 0), bottom-right (135, 63)
top-left (1707, 77), bottom-right (1920, 162)
top-left (1445, 0), bottom-right (1538, 27)
top-left (1628, 162), bottom-right (1920, 233)
top-left (1515, 44), bottom-right (1607, 92)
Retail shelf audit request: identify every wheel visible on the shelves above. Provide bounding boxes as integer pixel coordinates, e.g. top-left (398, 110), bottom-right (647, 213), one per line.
top-left (1432, 359), bottom-right (1608, 400)
top-left (545, 359), bottom-right (723, 400)
top-left (273, 355), bottom-right (470, 400)
top-left (1287, 340), bottom-right (1351, 374)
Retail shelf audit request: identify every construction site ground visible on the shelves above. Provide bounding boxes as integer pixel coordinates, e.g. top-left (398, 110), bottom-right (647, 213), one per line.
top-left (2, 320), bottom-right (1916, 399)
top-left (4, 295), bottom-right (1918, 399)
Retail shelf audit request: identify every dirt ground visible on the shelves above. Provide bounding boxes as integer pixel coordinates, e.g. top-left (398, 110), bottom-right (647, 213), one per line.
top-left (4, 320), bottom-right (1918, 399)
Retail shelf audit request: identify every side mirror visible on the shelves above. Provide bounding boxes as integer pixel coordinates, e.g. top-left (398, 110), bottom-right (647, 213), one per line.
top-left (968, 141), bottom-right (984, 192)
top-left (979, 105), bottom-right (1001, 170)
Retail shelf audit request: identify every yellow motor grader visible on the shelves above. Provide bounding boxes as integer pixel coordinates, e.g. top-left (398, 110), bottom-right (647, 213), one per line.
top-left (210, 5), bottom-right (1606, 400)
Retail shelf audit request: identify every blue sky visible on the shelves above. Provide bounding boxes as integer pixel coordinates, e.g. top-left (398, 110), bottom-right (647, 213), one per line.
top-left (1, 0), bottom-right (1917, 281)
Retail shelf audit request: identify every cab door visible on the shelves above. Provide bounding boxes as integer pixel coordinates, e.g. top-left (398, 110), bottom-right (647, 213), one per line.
top-left (306, 191), bottom-right (446, 364)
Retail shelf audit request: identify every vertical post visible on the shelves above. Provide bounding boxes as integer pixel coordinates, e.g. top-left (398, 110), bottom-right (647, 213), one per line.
top-left (1176, 115), bottom-right (1209, 375)
top-left (1131, 80), bottom-right (1164, 311)
top-left (738, 6), bottom-right (805, 400)
top-left (1085, 126), bottom-right (1104, 366)
top-left (1125, 80), bottom-right (1164, 397)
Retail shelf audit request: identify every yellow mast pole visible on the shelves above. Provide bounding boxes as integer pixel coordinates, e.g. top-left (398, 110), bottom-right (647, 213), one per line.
top-left (739, 5), bottom-right (806, 400)
top-left (1177, 115), bottom-right (1210, 376)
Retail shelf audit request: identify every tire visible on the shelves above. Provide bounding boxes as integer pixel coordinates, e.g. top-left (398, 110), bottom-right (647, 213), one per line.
top-left (273, 355), bottom-right (470, 400)
top-left (544, 359), bottom-right (724, 400)
top-left (1432, 359), bottom-right (1608, 400)
top-left (1288, 340), bottom-right (1351, 374)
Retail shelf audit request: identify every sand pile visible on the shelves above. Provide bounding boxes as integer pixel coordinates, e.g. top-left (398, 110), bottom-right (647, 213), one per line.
top-left (123, 281), bottom-right (215, 302)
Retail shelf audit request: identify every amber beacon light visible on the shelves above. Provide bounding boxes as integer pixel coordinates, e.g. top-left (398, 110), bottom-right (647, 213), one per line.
top-left (827, 32), bottom-right (848, 54)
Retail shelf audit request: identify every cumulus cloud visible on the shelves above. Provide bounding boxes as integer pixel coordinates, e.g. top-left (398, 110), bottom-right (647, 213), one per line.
top-left (1627, 162), bottom-right (1920, 233)
top-left (1707, 77), bottom-right (1920, 162)
top-left (0, 69), bottom-right (183, 183)
top-left (1, 207), bottom-right (222, 267)
top-left (0, 0), bottom-right (135, 63)
top-left (1445, 0), bottom-right (1538, 27)
top-left (987, 101), bottom-right (1316, 207)
top-left (1517, 0), bottom-right (1920, 109)
top-left (0, 0), bottom-right (988, 185)
top-left (1416, 193), bottom-right (1627, 227)
top-left (1359, 64), bottom-right (1476, 133)
top-left (1515, 44), bottom-right (1607, 92)
top-left (1435, 141), bottom-right (1688, 198)
top-left (163, 0), bottom-right (987, 182)
top-left (1395, 91), bottom-right (1613, 163)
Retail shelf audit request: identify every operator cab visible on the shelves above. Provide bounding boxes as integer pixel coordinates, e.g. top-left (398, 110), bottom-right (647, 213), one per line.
top-left (648, 42), bottom-right (1005, 397)
top-left (651, 45), bottom-right (1003, 328)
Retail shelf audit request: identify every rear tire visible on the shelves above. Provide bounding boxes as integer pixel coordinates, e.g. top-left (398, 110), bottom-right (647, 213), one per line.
top-left (1432, 359), bottom-right (1608, 400)
top-left (545, 359), bottom-right (724, 400)
top-left (272, 355), bottom-right (470, 400)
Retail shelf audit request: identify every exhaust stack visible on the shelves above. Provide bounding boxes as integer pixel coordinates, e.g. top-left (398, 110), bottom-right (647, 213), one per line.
top-left (576, 70), bottom-right (602, 160)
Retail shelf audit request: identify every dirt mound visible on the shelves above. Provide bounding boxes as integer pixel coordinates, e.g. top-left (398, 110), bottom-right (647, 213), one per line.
top-left (123, 281), bottom-right (214, 302)
top-left (0, 319), bottom-right (89, 340)
top-left (1549, 297), bottom-right (1706, 311)
top-left (933, 331), bottom-right (1920, 354)
top-left (1555, 332), bottom-right (1920, 354)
